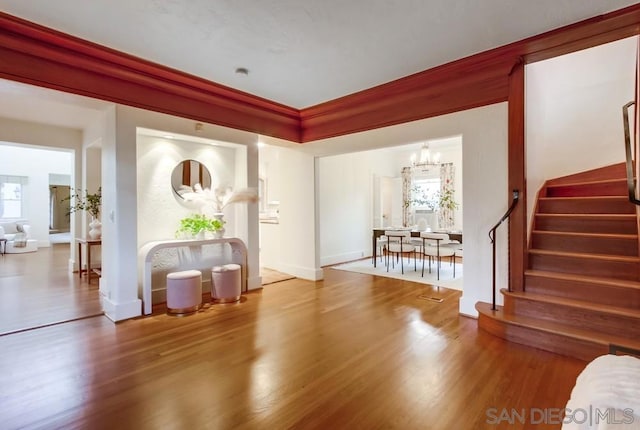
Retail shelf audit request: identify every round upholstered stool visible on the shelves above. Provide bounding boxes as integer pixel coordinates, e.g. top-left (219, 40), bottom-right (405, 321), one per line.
top-left (166, 269), bottom-right (202, 316)
top-left (211, 264), bottom-right (241, 303)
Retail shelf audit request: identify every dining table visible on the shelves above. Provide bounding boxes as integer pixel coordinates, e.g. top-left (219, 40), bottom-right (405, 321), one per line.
top-left (372, 228), bottom-right (462, 267)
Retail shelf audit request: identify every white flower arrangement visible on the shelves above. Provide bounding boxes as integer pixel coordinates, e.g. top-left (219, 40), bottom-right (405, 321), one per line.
top-left (180, 184), bottom-right (258, 213)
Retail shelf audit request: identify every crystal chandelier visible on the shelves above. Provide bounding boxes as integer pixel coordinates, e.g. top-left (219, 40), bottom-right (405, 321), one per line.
top-left (410, 142), bottom-right (441, 170)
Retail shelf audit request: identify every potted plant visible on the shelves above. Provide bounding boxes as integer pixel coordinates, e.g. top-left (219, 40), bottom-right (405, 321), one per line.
top-left (439, 188), bottom-right (459, 211)
top-left (63, 187), bottom-right (102, 239)
top-left (176, 213), bottom-right (225, 239)
top-left (64, 187), bottom-right (102, 218)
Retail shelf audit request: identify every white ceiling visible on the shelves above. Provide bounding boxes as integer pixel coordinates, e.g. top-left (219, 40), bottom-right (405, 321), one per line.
top-left (0, 79), bottom-right (109, 130)
top-left (0, 0), bottom-right (637, 108)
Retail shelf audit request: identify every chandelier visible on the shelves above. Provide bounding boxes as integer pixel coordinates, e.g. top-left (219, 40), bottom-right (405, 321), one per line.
top-left (410, 142), bottom-right (441, 170)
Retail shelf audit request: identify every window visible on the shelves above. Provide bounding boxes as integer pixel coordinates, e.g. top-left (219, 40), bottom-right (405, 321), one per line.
top-left (0, 175), bottom-right (28, 219)
top-left (411, 177), bottom-right (440, 211)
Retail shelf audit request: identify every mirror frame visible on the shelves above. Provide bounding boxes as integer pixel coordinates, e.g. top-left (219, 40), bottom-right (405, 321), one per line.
top-left (171, 159), bottom-right (212, 200)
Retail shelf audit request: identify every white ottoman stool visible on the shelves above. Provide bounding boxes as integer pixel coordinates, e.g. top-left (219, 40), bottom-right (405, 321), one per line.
top-left (211, 264), bottom-right (242, 303)
top-left (166, 270), bottom-right (202, 316)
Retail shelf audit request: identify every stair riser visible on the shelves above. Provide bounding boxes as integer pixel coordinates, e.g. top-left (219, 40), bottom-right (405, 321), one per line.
top-left (529, 253), bottom-right (639, 281)
top-left (546, 163), bottom-right (627, 186)
top-left (546, 181), bottom-right (627, 198)
top-left (525, 274), bottom-right (640, 309)
top-left (538, 198), bottom-right (635, 214)
top-left (503, 296), bottom-right (640, 339)
top-left (531, 233), bottom-right (638, 257)
top-left (535, 216), bottom-right (637, 234)
top-left (478, 313), bottom-right (607, 361)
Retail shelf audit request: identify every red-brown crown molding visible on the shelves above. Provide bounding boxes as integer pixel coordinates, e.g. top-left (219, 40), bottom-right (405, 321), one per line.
top-left (300, 3), bottom-right (640, 142)
top-left (0, 4), bottom-right (639, 143)
top-left (0, 12), bottom-right (301, 142)
top-left (299, 53), bottom-right (514, 142)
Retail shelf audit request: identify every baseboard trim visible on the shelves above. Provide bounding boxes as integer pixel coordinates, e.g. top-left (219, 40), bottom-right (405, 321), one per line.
top-left (100, 294), bottom-right (142, 322)
top-left (274, 263), bottom-right (323, 281)
top-left (459, 295), bottom-right (479, 318)
top-left (320, 251), bottom-right (366, 267)
top-left (248, 276), bottom-right (262, 290)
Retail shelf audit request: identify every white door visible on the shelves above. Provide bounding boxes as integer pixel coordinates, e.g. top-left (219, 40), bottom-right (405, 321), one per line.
top-left (372, 174), bottom-right (382, 228)
top-left (379, 176), bottom-right (393, 228)
top-left (379, 176), bottom-right (403, 228)
top-left (390, 177), bottom-right (403, 227)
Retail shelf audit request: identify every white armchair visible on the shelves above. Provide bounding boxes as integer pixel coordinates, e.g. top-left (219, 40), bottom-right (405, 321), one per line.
top-left (0, 220), bottom-right (38, 253)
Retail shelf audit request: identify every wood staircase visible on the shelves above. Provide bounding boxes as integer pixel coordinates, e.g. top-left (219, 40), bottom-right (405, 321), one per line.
top-left (477, 163), bottom-right (640, 361)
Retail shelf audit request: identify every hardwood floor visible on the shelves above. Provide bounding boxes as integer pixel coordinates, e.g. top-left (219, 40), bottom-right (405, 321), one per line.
top-left (0, 244), bottom-right (102, 335)
top-left (0, 267), bottom-right (587, 429)
top-left (260, 267), bottom-right (295, 285)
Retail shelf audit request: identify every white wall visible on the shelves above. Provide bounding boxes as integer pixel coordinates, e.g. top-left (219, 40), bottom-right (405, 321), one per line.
top-left (298, 103), bottom-right (508, 317)
top-left (137, 135), bottom-right (238, 245)
top-left (526, 36), bottom-right (636, 228)
top-left (259, 144), bottom-right (319, 280)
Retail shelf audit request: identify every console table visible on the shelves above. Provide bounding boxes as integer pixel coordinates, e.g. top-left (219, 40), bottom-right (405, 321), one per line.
top-left (76, 238), bottom-right (101, 282)
top-left (139, 237), bottom-right (248, 315)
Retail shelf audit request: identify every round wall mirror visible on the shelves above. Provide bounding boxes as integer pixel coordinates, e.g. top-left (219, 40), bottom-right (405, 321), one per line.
top-left (171, 159), bottom-right (212, 199)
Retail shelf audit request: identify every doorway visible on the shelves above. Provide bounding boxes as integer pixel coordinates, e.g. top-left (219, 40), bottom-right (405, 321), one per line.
top-left (49, 179), bottom-right (71, 244)
top-left (257, 142), bottom-right (296, 285)
top-left (0, 143), bottom-right (102, 335)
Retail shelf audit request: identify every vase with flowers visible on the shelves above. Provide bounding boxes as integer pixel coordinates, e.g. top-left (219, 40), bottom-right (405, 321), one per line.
top-left (63, 187), bottom-right (102, 239)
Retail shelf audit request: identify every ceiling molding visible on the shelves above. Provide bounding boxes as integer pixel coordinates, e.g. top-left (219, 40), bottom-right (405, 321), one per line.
top-left (0, 4), bottom-right (639, 144)
top-left (300, 3), bottom-right (640, 142)
top-left (0, 12), bottom-right (301, 142)
top-left (299, 53), bottom-right (514, 142)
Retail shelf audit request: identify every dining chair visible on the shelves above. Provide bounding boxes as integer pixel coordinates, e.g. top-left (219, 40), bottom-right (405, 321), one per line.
top-left (453, 247), bottom-right (463, 278)
top-left (374, 234), bottom-right (388, 263)
top-left (420, 232), bottom-right (455, 280)
top-left (384, 230), bottom-right (415, 274)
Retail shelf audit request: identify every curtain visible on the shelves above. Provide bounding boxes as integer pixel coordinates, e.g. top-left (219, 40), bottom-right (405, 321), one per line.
top-left (401, 167), bottom-right (413, 227)
top-left (50, 186), bottom-right (56, 229)
top-left (438, 163), bottom-right (455, 229)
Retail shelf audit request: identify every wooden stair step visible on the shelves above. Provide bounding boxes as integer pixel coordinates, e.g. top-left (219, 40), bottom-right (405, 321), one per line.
top-left (528, 249), bottom-right (640, 281)
top-left (545, 178), bottom-right (627, 198)
top-left (530, 230), bottom-right (639, 256)
top-left (525, 269), bottom-right (640, 309)
top-left (534, 214), bottom-right (638, 234)
top-left (502, 289), bottom-right (640, 338)
top-left (544, 162), bottom-right (627, 187)
top-left (476, 302), bottom-right (640, 361)
top-left (537, 196), bottom-right (636, 214)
